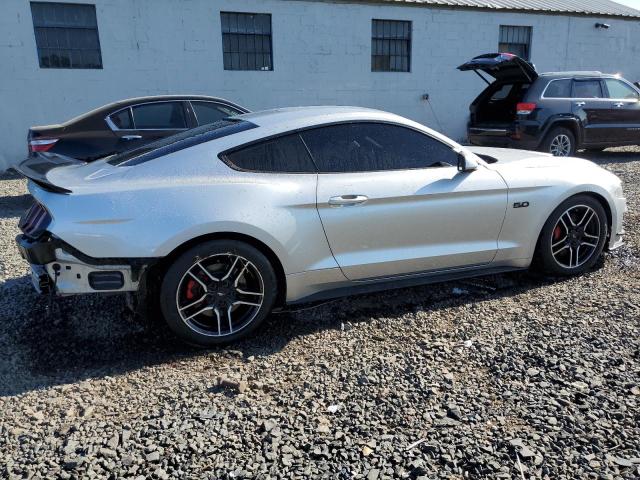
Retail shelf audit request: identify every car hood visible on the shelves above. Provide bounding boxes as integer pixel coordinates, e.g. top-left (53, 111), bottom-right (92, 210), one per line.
top-left (467, 146), bottom-right (620, 185)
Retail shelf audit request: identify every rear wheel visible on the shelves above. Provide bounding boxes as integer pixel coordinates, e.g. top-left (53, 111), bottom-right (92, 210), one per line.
top-left (160, 240), bottom-right (278, 346)
top-left (535, 195), bottom-right (608, 276)
top-left (542, 127), bottom-right (576, 157)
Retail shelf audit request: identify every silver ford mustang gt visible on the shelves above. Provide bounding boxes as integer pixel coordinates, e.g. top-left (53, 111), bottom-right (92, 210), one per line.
top-left (16, 107), bottom-right (626, 345)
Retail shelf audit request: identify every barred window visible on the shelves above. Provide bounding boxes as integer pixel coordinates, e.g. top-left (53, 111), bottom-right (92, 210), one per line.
top-left (30, 2), bottom-right (102, 69)
top-left (371, 19), bottom-right (411, 72)
top-left (499, 25), bottom-right (532, 61)
top-left (221, 12), bottom-right (273, 71)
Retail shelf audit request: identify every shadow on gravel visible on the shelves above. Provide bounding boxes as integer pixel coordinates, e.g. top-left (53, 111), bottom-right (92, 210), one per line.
top-left (1, 257), bottom-right (610, 397)
top-left (579, 150), bottom-right (640, 165)
top-left (0, 193), bottom-right (32, 219)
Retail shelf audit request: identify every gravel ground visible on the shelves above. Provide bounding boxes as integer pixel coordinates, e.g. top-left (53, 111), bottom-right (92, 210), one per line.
top-left (0, 150), bottom-right (639, 479)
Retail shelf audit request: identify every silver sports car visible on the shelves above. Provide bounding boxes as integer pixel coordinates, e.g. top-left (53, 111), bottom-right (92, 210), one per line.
top-left (16, 107), bottom-right (626, 345)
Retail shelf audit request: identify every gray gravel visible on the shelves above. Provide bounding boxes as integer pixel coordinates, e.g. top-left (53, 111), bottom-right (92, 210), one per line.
top-left (1, 149), bottom-right (639, 479)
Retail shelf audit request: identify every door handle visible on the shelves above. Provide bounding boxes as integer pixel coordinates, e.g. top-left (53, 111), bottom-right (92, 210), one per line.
top-left (575, 101), bottom-right (586, 107)
top-left (613, 102), bottom-right (624, 107)
top-left (328, 195), bottom-right (368, 206)
top-left (122, 135), bottom-right (142, 140)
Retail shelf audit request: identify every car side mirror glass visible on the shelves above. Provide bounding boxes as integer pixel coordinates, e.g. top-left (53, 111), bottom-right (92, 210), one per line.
top-left (457, 151), bottom-right (478, 172)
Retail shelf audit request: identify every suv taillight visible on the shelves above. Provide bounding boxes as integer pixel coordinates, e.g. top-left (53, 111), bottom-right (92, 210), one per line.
top-left (29, 138), bottom-right (58, 153)
top-left (516, 103), bottom-right (536, 115)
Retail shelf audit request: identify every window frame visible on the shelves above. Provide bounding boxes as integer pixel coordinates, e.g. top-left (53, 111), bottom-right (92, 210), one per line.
top-left (498, 25), bottom-right (532, 61)
top-left (106, 101), bottom-right (190, 132)
top-left (218, 121), bottom-right (460, 174)
top-left (220, 11), bottom-right (273, 71)
top-left (30, 1), bottom-right (103, 69)
top-left (371, 19), bottom-right (412, 73)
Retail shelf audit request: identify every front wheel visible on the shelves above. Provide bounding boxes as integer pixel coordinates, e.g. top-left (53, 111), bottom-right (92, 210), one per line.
top-left (160, 240), bottom-right (278, 346)
top-left (541, 127), bottom-right (576, 157)
top-left (535, 195), bottom-right (608, 276)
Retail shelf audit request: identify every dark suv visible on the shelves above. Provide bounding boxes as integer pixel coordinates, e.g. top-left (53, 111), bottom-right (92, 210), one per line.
top-left (459, 53), bottom-right (640, 156)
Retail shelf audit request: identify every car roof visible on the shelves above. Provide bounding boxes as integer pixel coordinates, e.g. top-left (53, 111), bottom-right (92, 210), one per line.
top-left (64, 95), bottom-right (248, 125)
top-left (235, 106), bottom-right (410, 130)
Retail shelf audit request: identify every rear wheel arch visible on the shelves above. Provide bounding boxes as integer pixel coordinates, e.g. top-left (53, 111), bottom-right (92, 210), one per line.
top-left (539, 118), bottom-right (582, 148)
top-left (147, 232), bottom-right (287, 308)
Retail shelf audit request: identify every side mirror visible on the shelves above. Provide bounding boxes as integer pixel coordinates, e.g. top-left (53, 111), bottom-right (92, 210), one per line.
top-left (457, 151), bottom-right (479, 172)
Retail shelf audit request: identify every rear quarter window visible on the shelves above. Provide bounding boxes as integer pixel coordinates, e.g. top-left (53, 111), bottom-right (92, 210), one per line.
top-left (109, 109), bottom-right (133, 129)
top-left (543, 79), bottom-right (572, 98)
top-left (222, 134), bottom-right (317, 173)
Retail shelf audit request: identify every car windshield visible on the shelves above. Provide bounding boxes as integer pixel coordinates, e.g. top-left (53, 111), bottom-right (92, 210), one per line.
top-left (108, 119), bottom-right (257, 166)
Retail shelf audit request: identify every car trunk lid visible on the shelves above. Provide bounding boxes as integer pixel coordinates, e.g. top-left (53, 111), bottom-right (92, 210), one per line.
top-left (458, 53), bottom-right (538, 83)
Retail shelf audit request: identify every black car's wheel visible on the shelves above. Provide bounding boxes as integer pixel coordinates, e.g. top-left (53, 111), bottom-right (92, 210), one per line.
top-left (160, 240), bottom-right (278, 346)
top-left (536, 195), bottom-right (608, 276)
top-left (542, 127), bottom-right (576, 157)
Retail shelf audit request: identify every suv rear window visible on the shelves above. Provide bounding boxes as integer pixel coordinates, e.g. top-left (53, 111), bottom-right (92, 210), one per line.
top-left (108, 119), bottom-right (257, 166)
top-left (544, 79), bottom-right (571, 98)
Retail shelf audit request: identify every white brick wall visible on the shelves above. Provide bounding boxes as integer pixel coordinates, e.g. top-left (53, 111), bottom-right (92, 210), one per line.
top-left (1, 0), bottom-right (640, 170)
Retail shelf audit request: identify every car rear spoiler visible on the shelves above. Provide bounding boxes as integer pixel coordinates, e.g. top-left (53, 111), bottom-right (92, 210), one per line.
top-left (15, 153), bottom-right (86, 194)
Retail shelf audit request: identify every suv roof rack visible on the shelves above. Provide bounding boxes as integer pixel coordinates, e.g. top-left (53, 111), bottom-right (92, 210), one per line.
top-left (540, 71), bottom-right (603, 76)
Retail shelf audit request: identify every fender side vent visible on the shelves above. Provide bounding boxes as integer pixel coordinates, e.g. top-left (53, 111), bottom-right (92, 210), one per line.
top-left (88, 271), bottom-right (124, 290)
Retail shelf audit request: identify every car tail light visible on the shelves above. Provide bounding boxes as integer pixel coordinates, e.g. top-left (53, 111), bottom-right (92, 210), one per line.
top-left (516, 103), bottom-right (536, 115)
top-left (29, 138), bottom-right (59, 153)
top-left (19, 201), bottom-right (52, 239)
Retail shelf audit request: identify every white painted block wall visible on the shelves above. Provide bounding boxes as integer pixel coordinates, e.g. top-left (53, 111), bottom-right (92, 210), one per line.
top-left (1, 0), bottom-right (640, 170)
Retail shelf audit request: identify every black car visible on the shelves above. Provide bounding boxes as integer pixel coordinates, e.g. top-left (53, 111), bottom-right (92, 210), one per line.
top-left (458, 53), bottom-right (640, 156)
top-left (27, 95), bottom-right (249, 162)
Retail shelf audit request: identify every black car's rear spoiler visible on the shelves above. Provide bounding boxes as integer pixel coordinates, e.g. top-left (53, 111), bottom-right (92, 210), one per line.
top-left (15, 153), bottom-right (85, 194)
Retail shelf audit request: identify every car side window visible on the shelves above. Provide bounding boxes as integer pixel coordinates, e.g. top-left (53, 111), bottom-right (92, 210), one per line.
top-left (300, 123), bottom-right (458, 173)
top-left (109, 109), bottom-right (133, 129)
top-left (192, 101), bottom-right (239, 126)
top-left (544, 79), bottom-right (572, 98)
top-left (222, 133), bottom-right (317, 173)
top-left (572, 80), bottom-right (603, 99)
top-left (604, 79), bottom-right (639, 100)
top-left (131, 102), bottom-right (187, 129)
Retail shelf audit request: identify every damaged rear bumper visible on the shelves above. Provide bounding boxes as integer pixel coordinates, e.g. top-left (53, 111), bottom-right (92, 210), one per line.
top-left (16, 233), bottom-right (144, 296)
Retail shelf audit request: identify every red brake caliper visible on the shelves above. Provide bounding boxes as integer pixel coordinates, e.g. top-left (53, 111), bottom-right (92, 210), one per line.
top-left (553, 225), bottom-right (563, 241)
top-left (185, 279), bottom-right (197, 300)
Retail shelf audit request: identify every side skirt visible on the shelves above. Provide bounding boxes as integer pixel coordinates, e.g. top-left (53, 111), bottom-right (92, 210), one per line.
top-left (286, 265), bottom-right (526, 306)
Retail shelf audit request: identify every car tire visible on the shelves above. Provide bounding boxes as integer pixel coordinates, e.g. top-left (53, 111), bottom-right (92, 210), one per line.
top-left (535, 195), bottom-right (608, 276)
top-left (542, 127), bottom-right (576, 157)
top-left (160, 239), bottom-right (278, 346)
